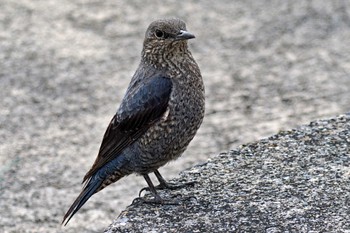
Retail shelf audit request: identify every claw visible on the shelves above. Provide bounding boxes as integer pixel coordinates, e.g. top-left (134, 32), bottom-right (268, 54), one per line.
top-left (138, 180), bottom-right (196, 197)
top-left (138, 172), bottom-right (197, 205)
top-left (138, 187), bottom-right (150, 197)
top-left (132, 197), bottom-right (144, 205)
top-left (154, 170), bottom-right (197, 190)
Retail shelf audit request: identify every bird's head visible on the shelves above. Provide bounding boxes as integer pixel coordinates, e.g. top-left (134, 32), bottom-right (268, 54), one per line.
top-left (142, 18), bottom-right (195, 64)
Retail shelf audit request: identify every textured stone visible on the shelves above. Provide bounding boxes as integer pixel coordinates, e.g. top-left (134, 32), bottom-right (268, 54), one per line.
top-left (106, 114), bottom-right (350, 232)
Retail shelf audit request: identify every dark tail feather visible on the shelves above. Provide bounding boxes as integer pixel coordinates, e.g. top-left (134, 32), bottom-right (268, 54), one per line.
top-left (62, 177), bottom-right (103, 226)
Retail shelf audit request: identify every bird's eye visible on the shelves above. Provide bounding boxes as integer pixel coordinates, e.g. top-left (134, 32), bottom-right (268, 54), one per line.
top-left (155, 29), bottom-right (164, 38)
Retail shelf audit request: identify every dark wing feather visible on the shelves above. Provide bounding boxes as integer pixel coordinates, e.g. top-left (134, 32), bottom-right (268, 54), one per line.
top-left (83, 76), bottom-right (172, 182)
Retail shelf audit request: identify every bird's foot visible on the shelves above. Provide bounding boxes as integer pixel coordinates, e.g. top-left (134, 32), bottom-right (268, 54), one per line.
top-left (139, 180), bottom-right (197, 197)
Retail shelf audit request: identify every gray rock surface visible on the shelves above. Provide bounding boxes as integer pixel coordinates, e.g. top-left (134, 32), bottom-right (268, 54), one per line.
top-left (1, 0), bottom-right (350, 232)
top-left (106, 114), bottom-right (350, 232)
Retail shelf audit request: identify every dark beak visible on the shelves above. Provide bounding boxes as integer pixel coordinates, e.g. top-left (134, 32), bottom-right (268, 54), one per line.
top-left (176, 30), bottom-right (195, 40)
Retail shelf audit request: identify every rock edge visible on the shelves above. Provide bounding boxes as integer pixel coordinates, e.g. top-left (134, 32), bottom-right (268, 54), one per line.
top-left (105, 114), bottom-right (350, 232)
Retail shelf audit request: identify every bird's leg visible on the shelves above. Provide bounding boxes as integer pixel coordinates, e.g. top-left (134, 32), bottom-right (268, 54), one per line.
top-left (134, 174), bottom-right (179, 205)
top-left (154, 170), bottom-right (197, 190)
top-left (139, 170), bottom-right (196, 196)
top-left (141, 174), bottom-right (163, 203)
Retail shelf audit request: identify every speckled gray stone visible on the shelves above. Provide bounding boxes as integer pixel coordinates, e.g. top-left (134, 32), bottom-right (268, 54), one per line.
top-left (105, 114), bottom-right (350, 232)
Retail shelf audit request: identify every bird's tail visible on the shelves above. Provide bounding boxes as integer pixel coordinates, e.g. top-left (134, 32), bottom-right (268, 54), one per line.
top-left (61, 176), bottom-right (103, 226)
top-left (62, 156), bottom-right (128, 226)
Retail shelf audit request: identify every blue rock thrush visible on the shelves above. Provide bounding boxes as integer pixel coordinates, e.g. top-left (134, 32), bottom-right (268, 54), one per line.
top-left (62, 18), bottom-right (205, 225)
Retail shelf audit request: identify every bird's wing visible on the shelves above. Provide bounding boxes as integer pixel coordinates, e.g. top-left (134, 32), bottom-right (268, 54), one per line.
top-left (83, 76), bottom-right (172, 182)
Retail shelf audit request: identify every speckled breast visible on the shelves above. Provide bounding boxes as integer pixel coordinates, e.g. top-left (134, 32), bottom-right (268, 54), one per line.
top-left (138, 71), bottom-right (205, 171)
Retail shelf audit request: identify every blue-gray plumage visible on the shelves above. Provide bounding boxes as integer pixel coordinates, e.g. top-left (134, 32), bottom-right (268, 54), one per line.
top-left (62, 18), bottom-right (205, 225)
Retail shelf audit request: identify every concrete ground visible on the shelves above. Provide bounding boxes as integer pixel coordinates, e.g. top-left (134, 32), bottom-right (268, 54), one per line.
top-left (1, 0), bottom-right (350, 232)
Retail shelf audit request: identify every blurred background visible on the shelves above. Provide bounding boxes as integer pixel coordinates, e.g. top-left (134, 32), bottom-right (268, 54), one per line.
top-left (1, 0), bottom-right (350, 232)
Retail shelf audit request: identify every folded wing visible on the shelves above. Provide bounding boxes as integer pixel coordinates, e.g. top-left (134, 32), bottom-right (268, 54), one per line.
top-left (83, 76), bottom-right (172, 182)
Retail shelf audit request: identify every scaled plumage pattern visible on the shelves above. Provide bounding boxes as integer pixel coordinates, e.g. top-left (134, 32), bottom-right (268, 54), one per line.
top-left (62, 18), bottom-right (205, 225)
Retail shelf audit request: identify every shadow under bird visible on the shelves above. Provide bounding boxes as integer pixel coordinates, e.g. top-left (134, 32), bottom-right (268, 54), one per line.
top-left (62, 18), bottom-right (205, 225)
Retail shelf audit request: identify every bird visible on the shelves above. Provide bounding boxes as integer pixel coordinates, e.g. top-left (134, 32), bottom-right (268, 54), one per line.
top-left (62, 18), bottom-right (205, 225)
